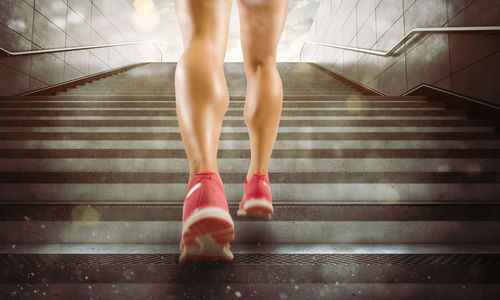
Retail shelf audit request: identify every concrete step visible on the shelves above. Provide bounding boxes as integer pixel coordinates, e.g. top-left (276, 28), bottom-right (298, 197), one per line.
top-left (56, 92), bottom-right (366, 97)
top-left (70, 87), bottom-right (353, 92)
top-left (0, 158), bottom-right (498, 172)
top-left (2, 172), bottom-right (498, 184)
top-left (0, 148), bottom-right (498, 157)
top-left (64, 88), bottom-right (358, 94)
top-left (0, 180), bottom-right (499, 202)
top-left (0, 101), bottom-right (447, 109)
top-left (64, 89), bottom-right (359, 95)
top-left (3, 243), bottom-right (500, 255)
top-left (0, 109), bottom-right (466, 117)
top-left (69, 82), bottom-right (351, 89)
top-left (1, 204), bottom-right (500, 243)
top-left (1, 126), bottom-right (493, 132)
top-left (0, 95), bottom-right (429, 101)
top-left (0, 119), bottom-right (492, 128)
top-left (0, 131), bottom-right (497, 140)
top-left (0, 116), bottom-right (468, 120)
top-left (74, 83), bottom-right (352, 90)
top-left (2, 140), bottom-right (499, 150)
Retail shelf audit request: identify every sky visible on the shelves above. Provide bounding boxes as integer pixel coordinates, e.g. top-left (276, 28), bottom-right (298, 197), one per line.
top-left (127, 0), bottom-right (320, 61)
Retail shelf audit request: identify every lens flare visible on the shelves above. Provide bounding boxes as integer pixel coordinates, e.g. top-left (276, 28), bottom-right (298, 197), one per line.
top-left (132, 0), bottom-right (160, 31)
top-left (71, 205), bottom-right (100, 224)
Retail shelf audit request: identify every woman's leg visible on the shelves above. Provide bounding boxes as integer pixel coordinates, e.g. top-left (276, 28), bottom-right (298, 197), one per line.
top-left (174, 0), bottom-right (232, 184)
top-left (236, 0), bottom-right (289, 182)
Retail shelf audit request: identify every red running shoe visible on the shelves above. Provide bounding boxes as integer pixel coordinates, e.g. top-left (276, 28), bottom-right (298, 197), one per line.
top-left (237, 173), bottom-right (274, 220)
top-left (179, 171), bottom-right (235, 264)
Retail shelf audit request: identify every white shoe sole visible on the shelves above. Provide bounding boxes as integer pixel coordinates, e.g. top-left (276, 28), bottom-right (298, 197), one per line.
top-left (180, 207), bottom-right (235, 263)
top-left (237, 198), bottom-right (274, 219)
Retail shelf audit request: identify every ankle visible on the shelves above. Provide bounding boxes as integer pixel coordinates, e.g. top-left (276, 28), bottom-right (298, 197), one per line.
top-left (189, 170), bottom-right (222, 184)
top-left (246, 172), bottom-right (268, 182)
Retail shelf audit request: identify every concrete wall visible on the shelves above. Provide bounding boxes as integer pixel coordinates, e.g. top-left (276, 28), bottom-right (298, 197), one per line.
top-left (0, 0), bottom-right (160, 96)
top-left (302, 0), bottom-right (500, 105)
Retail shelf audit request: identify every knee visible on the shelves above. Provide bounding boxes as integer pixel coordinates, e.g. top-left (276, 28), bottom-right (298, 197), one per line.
top-left (242, 55), bottom-right (282, 99)
top-left (243, 56), bottom-right (277, 74)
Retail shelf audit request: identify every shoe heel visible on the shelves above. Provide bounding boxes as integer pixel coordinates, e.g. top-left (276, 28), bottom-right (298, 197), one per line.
top-left (180, 208), bottom-right (235, 263)
top-left (237, 199), bottom-right (274, 220)
top-left (182, 216), bottom-right (235, 245)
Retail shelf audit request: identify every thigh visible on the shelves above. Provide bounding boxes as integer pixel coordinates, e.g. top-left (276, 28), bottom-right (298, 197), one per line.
top-left (236, 0), bottom-right (289, 66)
top-left (175, 0), bottom-right (233, 58)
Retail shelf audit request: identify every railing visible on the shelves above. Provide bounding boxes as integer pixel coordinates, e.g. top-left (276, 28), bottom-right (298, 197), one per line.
top-left (300, 26), bottom-right (500, 60)
top-left (0, 40), bottom-right (163, 62)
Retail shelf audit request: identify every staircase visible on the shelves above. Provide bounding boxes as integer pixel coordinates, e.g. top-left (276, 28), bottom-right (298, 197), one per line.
top-left (1, 62), bottom-right (500, 299)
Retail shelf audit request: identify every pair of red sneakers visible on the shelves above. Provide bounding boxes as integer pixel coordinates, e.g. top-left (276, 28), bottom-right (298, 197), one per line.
top-left (179, 171), bottom-right (273, 264)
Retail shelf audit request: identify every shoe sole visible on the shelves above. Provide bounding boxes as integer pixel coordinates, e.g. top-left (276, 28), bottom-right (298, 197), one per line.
top-left (237, 198), bottom-right (274, 220)
top-left (180, 207), bottom-right (235, 264)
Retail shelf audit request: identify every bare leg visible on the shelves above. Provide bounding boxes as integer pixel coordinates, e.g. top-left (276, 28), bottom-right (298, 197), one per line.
top-left (236, 0), bottom-right (289, 182)
top-left (174, 0), bottom-right (232, 184)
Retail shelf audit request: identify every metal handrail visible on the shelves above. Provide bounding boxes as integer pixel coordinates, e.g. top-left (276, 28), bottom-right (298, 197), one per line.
top-left (300, 26), bottom-right (500, 60)
top-left (0, 40), bottom-right (163, 62)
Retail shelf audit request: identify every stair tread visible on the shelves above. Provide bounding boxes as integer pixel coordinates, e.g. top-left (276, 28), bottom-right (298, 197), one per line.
top-left (0, 95), bottom-right (430, 101)
top-left (2, 243), bottom-right (500, 254)
top-left (0, 119), bottom-right (492, 126)
top-left (1, 204), bottom-right (500, 221)
top-left (1, 148), bottom-right (499, 157)
top-left (0, 109), bottom-right (467, 116)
